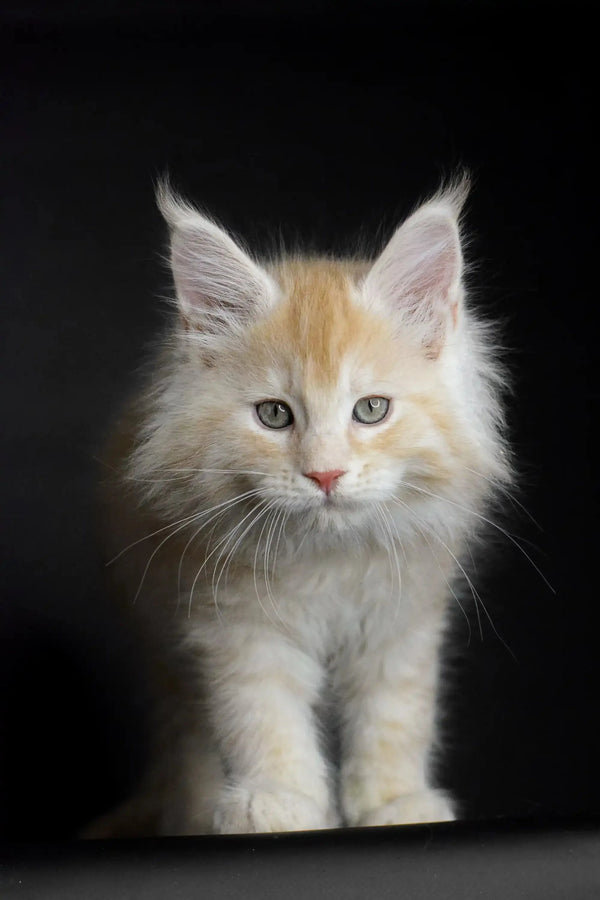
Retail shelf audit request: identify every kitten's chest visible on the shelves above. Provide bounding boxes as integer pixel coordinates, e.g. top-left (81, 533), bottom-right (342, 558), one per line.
top-left (228, 549), bottom-right (398, 659)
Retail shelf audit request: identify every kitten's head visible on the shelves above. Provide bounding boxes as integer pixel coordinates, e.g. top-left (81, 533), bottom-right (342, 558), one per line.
top-left (131, 179), bottom-right (509, 548)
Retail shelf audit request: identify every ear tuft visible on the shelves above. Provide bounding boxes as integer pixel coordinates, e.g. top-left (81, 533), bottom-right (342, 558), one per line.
top-left (156, 180), bottom-right (276, 334)
top-left (424, 171), bottom-right (471, 221)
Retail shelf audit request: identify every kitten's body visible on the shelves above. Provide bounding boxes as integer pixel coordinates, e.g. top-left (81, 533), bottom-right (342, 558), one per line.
top-left (88, 180), bottom-right (510, 836)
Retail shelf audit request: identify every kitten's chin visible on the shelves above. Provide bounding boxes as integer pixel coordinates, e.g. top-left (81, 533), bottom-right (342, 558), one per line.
top-left (297, 495), bottom-right (368, 534)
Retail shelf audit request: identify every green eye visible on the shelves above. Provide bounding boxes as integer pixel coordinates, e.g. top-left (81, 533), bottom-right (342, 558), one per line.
top-left (352, 396), bottom-right (390, 425)
top-left (256, 400), bottom-right (294, 429)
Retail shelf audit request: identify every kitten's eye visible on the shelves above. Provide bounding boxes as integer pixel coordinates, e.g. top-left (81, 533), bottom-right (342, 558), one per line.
top-left (256, 400), bottom-right (294, 429)
top-left (352, 396), bottom-right (390, 425)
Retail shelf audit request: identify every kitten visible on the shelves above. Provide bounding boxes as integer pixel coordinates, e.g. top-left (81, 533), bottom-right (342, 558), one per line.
top-left (86, 176), bottom-right (511, 837)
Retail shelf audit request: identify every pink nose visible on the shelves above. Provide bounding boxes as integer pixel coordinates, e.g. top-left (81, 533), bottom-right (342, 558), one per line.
top-left (304, 469), bottom-right (346, 495)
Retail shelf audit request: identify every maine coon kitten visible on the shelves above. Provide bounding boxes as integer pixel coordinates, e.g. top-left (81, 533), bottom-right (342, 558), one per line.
top-left (87, 177), bottom-right (511, 837)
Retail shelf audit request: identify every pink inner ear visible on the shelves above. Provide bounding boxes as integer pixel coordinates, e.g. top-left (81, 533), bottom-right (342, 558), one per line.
top-left (451, 298), bottom-right (459, 328)
top-left (364, 207), bottom-right (462, 356)
top-left (419, 239), bottom-right (458, 297)
top-left (397, 219), bottom-right (460, 304)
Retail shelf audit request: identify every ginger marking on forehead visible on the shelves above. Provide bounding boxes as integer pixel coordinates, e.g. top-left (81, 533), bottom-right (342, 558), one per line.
top-left (268, 258), bottom-right (384, 388)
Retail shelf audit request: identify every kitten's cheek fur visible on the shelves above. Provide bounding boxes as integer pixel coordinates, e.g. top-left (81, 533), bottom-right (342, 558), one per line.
top-left (213, 783), bottom-right (336, 834)
top-left (356, 789), bottom-right (455, 827)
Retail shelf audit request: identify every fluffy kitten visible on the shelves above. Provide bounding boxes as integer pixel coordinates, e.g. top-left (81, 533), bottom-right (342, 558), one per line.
top-left (87, 177), bottom-right (511, 837)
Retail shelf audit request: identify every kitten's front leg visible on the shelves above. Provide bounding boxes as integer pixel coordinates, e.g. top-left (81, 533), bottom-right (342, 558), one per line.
top-left (338, 608), bottom-right (454, 827)
top-left (202, 624), bottom-right (334, 834)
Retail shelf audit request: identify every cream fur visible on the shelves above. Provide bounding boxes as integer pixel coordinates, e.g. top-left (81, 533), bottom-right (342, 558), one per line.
top-left (85, 177), bottom-right (511, 837)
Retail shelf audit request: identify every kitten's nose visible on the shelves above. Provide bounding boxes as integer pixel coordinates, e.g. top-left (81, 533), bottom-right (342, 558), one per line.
top-left (304, 469), bottom-right (346, 495)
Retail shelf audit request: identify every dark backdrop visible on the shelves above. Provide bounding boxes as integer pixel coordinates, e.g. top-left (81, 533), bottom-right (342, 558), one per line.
top-left (1, 1), bottom-right (595, 840)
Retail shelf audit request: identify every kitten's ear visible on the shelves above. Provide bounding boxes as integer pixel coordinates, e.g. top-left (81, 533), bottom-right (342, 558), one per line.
top-left (156, 182), bottom-right (276, 333)
top-left (362, 179), bottom-right (469, 357)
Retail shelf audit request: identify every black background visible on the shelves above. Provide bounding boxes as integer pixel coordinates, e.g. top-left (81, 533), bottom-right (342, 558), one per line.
top-left (0, 0), bottom-right (596, 842)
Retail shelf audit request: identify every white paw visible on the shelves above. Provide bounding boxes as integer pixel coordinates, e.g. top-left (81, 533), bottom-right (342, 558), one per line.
top-left (358, 789), bottom-right (455, 827)
top-left (213, 782), bottom-right (331, 834)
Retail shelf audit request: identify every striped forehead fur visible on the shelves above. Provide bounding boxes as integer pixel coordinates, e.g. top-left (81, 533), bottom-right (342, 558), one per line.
top-left (258, 256), bottom-right (389, 388)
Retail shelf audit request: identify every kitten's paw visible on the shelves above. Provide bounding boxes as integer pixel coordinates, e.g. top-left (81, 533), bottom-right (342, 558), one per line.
top-left (213, 783), bottom-right (331, 834)
top-left (358, 789), bottom-right (455, 827)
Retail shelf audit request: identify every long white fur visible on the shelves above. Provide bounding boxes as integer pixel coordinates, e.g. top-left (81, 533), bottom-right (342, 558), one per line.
top-left (86, 178), bottom-right (511, 837)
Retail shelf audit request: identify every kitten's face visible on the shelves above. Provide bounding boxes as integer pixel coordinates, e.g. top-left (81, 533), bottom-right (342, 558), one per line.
top-left (139, 180), bottom-right (495, 544)
top-left (191, 260), bottom-right (463, 535)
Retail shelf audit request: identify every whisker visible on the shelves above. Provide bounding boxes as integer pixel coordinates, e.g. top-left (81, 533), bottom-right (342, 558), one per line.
top-left (374, 503), bottom-right (402, 621)
top-left (262, 507), bottom-right (279, 607)
top-left (107, 511), bottom-right (201, 566)
top-left (107, 488), bottom-right (262, 565)
top-left (459, 463), bottom-right (544, 532)
top-left (132, 514), bottom-right (206, 605)
top-left (186, 514), bottom-right (255, 620)
top-left (129, 490), bottom-right (263, 606)
top-left (391, 493), bottom-right (517, 660)
top-left (400, 480), bottom-right (554, 593)
top-left (144, 466), bottom-right (279, 479)
top-left (181, 495), bottom-right (265, 618)
top-left (271, 506), bottom-right (289, 581)
top-left (266, 506), bottom-right (286, 579)
top-left (391, 495), bottom-right (472, 644)
top-left (265, 506), bottom-right (291, 631)
top-left (253, 508), bottom-right (277, 626)
top-left (253, 505), bottom-right (286, 631)
top-left (212, 500), bottom-right (272, 611)
top-left (175, 491), bottom-right (261, 613)
top-left (95, 457), bottom-right (278, 482)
